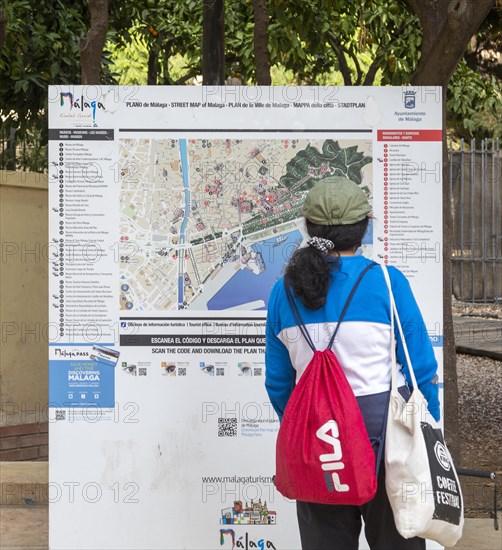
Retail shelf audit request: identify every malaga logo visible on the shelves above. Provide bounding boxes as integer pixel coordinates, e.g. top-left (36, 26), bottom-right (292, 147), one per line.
top-left (60, 92), bottom-right (105, 126)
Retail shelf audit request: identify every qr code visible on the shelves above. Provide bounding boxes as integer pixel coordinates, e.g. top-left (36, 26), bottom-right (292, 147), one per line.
top-left (55, 409), bottom-right (66, 421)
top-left (253, 368), bottom-right (262, 377)
top-left (218, 418), bottom-right (237, 437)
top-left (178, 367), bottom-right (187, 376)
top-left (216, 368), bottom-right (225, 376)
top-left (138, 368), bottom-right (147, 376)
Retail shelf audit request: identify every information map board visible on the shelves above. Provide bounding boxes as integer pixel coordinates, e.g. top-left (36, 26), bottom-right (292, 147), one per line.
top-left (48, 86), bottom-right (443, 549)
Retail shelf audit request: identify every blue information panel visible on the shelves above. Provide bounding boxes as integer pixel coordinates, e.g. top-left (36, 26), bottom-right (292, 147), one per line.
top-left (49, 345), bottom-right (117, 407)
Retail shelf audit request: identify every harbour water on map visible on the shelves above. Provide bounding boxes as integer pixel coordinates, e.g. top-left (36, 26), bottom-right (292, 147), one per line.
top-left (207, 230), bottom-right (303, 310)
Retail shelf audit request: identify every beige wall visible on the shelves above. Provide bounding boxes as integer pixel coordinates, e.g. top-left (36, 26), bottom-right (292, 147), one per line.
top-left (0, 170), bottom-right (48, 426)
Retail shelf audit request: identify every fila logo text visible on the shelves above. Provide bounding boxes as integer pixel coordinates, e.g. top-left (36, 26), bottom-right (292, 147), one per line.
top-left (316, 419), bottom-right (349, 493)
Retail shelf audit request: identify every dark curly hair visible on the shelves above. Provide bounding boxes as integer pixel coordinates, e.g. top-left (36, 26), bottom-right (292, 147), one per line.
top-left (284, 217), bottom-right (369, 310)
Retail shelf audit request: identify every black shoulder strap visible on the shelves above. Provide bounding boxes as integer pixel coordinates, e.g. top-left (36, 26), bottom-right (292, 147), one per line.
top-left (285, 261), bottom-right (378, 352)
top-left (327, 261), bottom-right (377, 349)
top-left (285, 283), bottom-right (316, 352)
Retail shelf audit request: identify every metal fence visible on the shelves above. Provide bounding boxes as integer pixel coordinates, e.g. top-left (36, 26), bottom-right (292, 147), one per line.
top-left (450, 138), bottom-right (501, 304)
top-left (0, 125), bottom-right (47, 173)
top-left (0, 126), bottom-right (16, 170)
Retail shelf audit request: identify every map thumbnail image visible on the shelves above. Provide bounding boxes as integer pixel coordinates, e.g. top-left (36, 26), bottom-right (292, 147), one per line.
top-left (119, 138), bottom-right (372, 311)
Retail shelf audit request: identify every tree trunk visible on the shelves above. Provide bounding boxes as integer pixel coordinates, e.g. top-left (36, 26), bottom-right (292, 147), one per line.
top-left (202, 0), bottom-right (225, 85)
top-left (162, 38), bottom-right (176, 85)
top-left (148, 37), bottom-right (161, 85)
top-left (326, 32), bottom-right (352, 85)
top-left (252, 0), bottom-right (271, 85)
top-left (0, 6), bottom-right (7, 54)
top-left (407, 0), bottom-right (494, 85)
top-left (405, 0), bottom-right (495, 465)
top-left (441, 88), bottom-right (461, 463)
top-left (79, 0), bottom-right (109, 85)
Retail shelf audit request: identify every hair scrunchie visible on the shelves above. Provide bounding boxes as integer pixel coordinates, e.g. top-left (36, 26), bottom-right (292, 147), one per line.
top-left (307, 236), bottom-right (335, 255)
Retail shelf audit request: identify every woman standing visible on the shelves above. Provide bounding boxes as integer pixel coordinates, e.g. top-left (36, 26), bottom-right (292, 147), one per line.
top-left (265, 176), bottom-right (440, 550)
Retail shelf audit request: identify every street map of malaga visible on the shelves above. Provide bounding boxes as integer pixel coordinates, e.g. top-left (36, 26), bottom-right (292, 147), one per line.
top-left (119, 138), bottom-right (373, 311)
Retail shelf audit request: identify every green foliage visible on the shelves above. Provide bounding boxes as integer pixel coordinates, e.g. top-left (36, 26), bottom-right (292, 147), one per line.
top-left (0, 0), bottom-right (87, 137)
top-left (0, 0), bottom-right (499, 172)
top-left (107, 0), bottom-right (500, 140)
top-left (0, 0), bottom-right (116, 170)
top-left (225, 0), bottom-right (255, 80)
top-left (108, 30), bottom-right (149, 85)
top-left (264, 0), bottom-right (420, 86)
top-left (280, 140), bottom-right (372, 188)
top-left (447, 59), bottom-right (502, 141)
top-left (108, 0), bottom-right (203, 84)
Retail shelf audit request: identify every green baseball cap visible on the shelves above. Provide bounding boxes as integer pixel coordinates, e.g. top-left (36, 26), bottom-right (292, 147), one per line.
top-left (302, 176), bottom-right (371, 225)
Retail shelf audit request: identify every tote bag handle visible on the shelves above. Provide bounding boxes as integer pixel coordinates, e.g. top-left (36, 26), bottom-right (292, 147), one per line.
top-left (381, 265), bottom-right (419, 392)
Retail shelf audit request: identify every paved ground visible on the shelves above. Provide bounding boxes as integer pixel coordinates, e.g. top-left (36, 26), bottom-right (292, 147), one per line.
top-left (0, 505), bottom-right (47, 550)
top-left (0, 505), bottom-right (500, 549)
top-left (454, 317), bottom-right (502, 360)
top-left (447, 518), bottom-right (502, 550)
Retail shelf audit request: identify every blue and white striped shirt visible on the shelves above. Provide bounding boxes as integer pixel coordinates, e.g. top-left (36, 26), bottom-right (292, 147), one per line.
top-left (265, 255), bottom-right (440, 421)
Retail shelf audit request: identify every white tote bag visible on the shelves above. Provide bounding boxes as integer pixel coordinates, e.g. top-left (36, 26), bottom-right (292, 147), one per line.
top-left (382, 266), bottom-right (464, 547)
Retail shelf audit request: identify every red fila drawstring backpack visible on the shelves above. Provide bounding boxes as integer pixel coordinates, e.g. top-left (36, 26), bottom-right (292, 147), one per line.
top-left (274, 262), bottom-right (379, 505)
